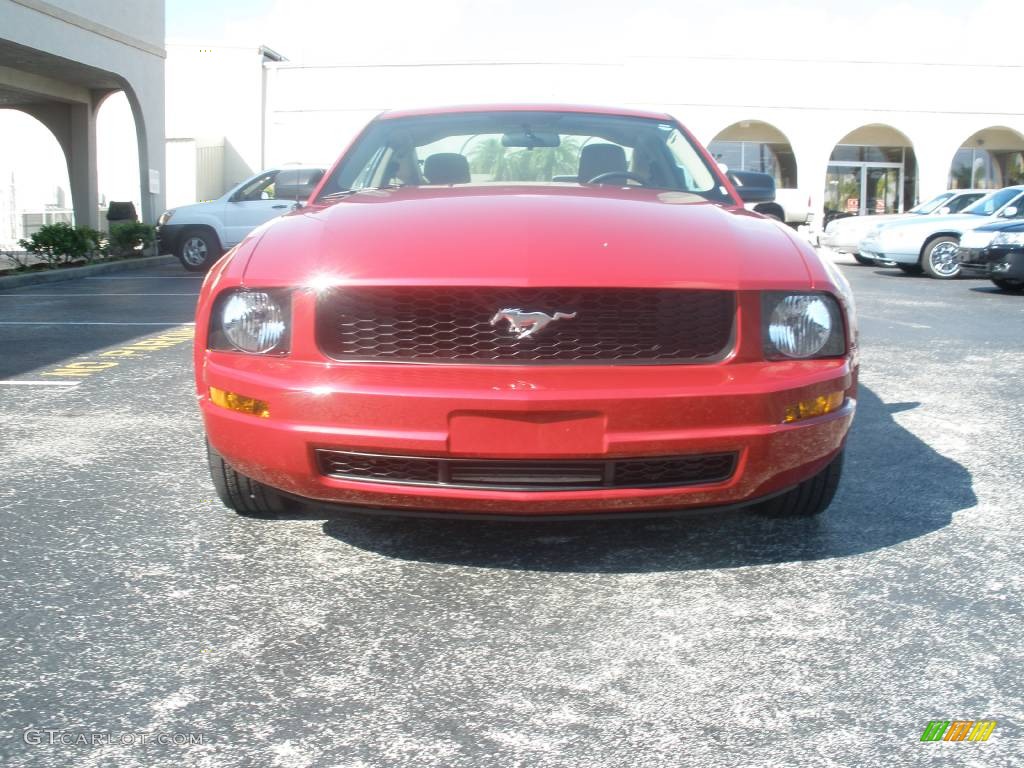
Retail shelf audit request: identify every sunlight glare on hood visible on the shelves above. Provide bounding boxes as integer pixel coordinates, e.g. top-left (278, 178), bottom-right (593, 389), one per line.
top-left (304, 272), bottom-right (347, 294)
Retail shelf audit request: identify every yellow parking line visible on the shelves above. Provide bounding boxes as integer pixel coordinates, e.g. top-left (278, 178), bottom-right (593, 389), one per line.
top-left (39, 327), bottom-right (195, 380)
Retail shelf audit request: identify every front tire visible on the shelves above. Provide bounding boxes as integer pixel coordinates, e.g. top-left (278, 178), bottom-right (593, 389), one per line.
top-left (992, 278), bottom-right (1024, 292)
top-left (177, 229), bottom-right (223, 272)
top-left (754, 450), bottom-right (844, 518)
top-left (207, 443), bottom-right (292, 516)
top-left (921, 236), bottom-right (961, 279)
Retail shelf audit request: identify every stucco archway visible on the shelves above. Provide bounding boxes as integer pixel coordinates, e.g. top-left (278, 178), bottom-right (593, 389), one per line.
top-left (824, 124), bottom-right (917, 226)
top-left (949, 126), bottom-right (1024, 189)
top-left (708, 120), bottom-right (798, 188)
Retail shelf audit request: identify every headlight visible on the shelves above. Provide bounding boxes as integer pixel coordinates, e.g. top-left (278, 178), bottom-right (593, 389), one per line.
top-left (763, 292), bottom-right (845, 359)
top-left (960, 230), bottom-right (995, 249)
top-left (158, 209), bottom-right (175, 226)
top-left (992, 231), bottom-right (1024, 247)
top-left (209, 290), bottom-right (290, 354)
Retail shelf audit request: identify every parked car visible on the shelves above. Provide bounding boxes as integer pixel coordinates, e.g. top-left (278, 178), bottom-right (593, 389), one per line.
top-left (195, 105), bottom-right (857, 521)
top-left (820, 189), bottom-right (987, 265)
top-left (158, 165), bottom-right (326, 271)
top-left (858, 186), bottom-right (1024, 278)
top-left (957, 220), bottom-right (1024, 292)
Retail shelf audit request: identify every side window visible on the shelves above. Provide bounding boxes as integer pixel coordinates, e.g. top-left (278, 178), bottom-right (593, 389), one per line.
top-left (236, 172), bottom-right (278, 201)
top-left (947, 194), bottom-right (983, 213)
top-left (995, 194), bottom-right (1024, 218)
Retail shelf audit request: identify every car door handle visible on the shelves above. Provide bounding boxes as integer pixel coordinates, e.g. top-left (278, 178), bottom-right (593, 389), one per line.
top-left (272, 204), bottom-right (289, 209)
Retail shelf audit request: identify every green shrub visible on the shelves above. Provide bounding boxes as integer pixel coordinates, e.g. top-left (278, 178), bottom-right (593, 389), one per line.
top-left (18, 222), bottom-right (105, 267)
top-left (108, 221), bottom-right (155, 257)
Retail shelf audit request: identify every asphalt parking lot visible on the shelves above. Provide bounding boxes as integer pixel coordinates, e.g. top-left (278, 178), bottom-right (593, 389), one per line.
top-left (0, 256), bottom-right (1021, 767)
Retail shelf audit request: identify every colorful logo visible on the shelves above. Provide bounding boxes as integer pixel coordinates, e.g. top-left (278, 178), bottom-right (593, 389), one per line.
top-left (920, 720), bottom-right (997, 742)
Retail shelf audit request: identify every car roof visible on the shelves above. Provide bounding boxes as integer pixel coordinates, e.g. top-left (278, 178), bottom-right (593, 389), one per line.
top-left (377, 103), bottom-right (675, 121)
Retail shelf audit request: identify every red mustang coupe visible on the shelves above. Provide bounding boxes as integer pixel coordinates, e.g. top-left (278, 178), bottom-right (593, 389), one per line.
top-left (194, 105), bottom-right (857, 519)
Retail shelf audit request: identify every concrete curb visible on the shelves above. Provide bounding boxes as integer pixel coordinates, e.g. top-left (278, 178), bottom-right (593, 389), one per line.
top-left (0, 254), bottom-right (179, 290)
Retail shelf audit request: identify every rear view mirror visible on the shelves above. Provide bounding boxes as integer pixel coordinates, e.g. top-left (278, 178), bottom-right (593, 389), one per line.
top-left (501, 132), bottom-right (560, 148)
top-left (727, 170), bottom-right (776, 204)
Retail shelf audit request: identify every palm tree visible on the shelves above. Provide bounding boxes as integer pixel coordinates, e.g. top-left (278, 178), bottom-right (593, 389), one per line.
top-left (469, 135), bottom-right (583, 181)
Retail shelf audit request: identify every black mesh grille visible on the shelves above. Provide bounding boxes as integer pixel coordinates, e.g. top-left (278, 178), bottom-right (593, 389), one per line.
top-left (316, 287), bottom-right (735, 363)
top-left (317, 450), bottom-right (737, 491)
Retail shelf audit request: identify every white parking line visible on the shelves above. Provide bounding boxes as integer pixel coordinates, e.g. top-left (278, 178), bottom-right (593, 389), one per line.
top-left (0, 380), bottom-right (80, 386)
top-left (858, 315), bottom-right (932, 330)
top-left (0, 321), bottom-right (196, 326)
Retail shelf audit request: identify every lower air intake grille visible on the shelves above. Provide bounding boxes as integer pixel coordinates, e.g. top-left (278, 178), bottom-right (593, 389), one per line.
top-left (316, 450), bottom-right (737, 491)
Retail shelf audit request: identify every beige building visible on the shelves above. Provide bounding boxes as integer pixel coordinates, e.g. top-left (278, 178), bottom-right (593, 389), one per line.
top-left (252, 55), bottom-right (1024, 229)
top-left (163, 43), bottom-right (283, 209)
top-left (0, 0), bottom-right (165, 226)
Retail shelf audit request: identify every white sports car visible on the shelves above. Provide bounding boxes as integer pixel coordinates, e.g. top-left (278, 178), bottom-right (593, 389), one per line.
top-left (858, 186), bottom-right (1024, 278)
top-left (820, 189), bottom-right (987, 265)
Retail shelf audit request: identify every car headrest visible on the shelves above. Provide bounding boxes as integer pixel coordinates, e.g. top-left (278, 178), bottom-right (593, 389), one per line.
top-left (579, 143), bottom-right (627, 183)
top-left (424, 153), bottom-right (471, 185)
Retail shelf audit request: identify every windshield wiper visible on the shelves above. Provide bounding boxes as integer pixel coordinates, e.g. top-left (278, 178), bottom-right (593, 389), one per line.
top-left (320, 184), bottom-right (403, 201)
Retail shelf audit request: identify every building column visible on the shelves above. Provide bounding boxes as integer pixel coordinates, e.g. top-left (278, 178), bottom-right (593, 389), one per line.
top-left (68, 100), bottom-right (98, 229)
top-left (122, 75), bottom-right (165, 224)
top-left (915, 143), bottom-right (956, 199)
top-left (793, 139), bottom-right (835, 234)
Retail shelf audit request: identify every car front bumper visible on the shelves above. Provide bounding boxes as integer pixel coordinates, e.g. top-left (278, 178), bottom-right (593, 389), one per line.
top-left (200, 356), bottom-right (856, 516)
top-left (156, 223), bottom-right (183, 255)
top-left (958, 246), bottom-right (1024, 279)
top-left (858, 237), bottom-right (915, 265)
top-left (820, 230), bottom-right (860, 252)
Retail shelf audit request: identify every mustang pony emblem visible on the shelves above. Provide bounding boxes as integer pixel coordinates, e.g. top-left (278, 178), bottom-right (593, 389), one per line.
top-left (490, 308), bottom-right (577, 340)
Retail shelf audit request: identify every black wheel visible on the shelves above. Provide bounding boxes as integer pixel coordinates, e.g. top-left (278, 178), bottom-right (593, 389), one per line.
top-left (897, 264), bottom-right (923, 275)
top-left (177, 229), bottom-right (222, 272)
top-left (754, 450), bottom-right (844, 518)
top-left (921, 236), bottom-right (961, 279)
top-left (853, 253), bottom-right (875, 265)
top-left (992, 278), bottom-right (1024, 292)
top-left (207, 443), bottom-right (291, 516)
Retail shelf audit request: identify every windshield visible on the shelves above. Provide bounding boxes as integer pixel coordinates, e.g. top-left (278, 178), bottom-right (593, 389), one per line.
top-left (909, 192), bottom-right (953, 215)
top-left (963, 188), bottom-right (1021, 216)
top-left (317, 111), bottom-right (731, 202)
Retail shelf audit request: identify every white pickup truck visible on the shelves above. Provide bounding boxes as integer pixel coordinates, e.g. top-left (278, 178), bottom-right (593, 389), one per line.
top-left (724, 170), bottom-right (813, 229)
top-left (748, 188), bottom-right (813, 229)
top-left (157, 165), bottom-right (325, 271)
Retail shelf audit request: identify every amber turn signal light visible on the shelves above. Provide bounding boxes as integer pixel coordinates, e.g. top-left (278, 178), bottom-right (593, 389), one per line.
top-left (209, 386), bottom-right (270, 418)
top-left (783, 391), bottom-right (844, 423)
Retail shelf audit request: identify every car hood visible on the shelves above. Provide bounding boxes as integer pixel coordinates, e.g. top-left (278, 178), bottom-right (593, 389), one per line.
top-left (240, 186), bottom-right (812, 289)
top-left (973, 218), bottom-right (1024, 233)
top-left (829, 213), bottom-right (907, 232)
top-left (169, 199), bottom-right (221, 218)
top-left (872, 212), bottom-right (991, 237)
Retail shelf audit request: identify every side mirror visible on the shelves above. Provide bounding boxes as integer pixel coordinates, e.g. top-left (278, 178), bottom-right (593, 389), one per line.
top-left (938, 206), bottom-right (951, 215)
top-left (727, 170), bottom-right (776, 204)
top-left (1000, 206), bottom-right (1018, 218)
